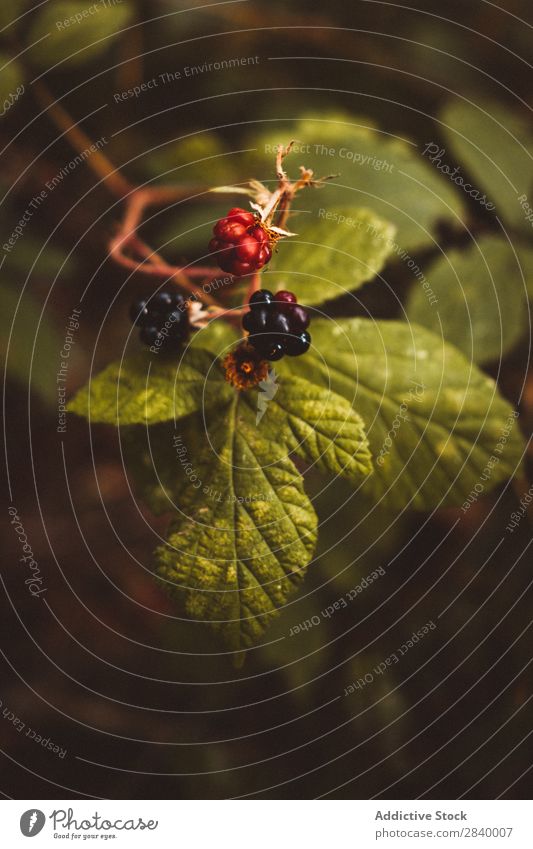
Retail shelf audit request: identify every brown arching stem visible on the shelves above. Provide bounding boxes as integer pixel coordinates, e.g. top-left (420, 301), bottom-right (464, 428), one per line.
top-left (35, 84), bottom-right (317, 323)
top-left (33, 81), bottom-right (133, 199)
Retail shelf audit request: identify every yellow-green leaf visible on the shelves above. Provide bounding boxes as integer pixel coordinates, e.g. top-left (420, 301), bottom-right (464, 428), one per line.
top-left (285, 319), bottom-right (524, 510)
top-left (406, 236), bottom-right (533, 364)
top-left (27, 0), bottom-right (133, 70)
top-left (440, 99), bottom-right (533, 235)
top-left (68, 347), bottom-right (230, 425)
top-left (269, 207), bottom-right (396, 305)
top-left (155, 403), bottom-right (318, 655)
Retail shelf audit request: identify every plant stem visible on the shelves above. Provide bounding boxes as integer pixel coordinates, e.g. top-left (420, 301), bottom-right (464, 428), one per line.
top-left (33, 81), bottom-right (132, 198)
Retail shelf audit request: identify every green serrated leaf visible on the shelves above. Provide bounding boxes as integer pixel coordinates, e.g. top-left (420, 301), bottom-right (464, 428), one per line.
top-left (258, 375), bottom-right (372, 482)
top-left (440, 99), bottom-right (533, 234)
top-left (0, 54), bottom-right (24, 107)
top-left (68, 347), bottom-right (230, 425)
top-left (284, 319), bottom-right (524, 510)
top-left (121, 362), bottom-right (372, 650)
top-left (27, 0), bottom-right (133, 70)
top-left (269, 207), bottom-right (396, 306)
top-left (247, 113), bottom-right (465, 252)
top-left (406, 236), bottom-right (533, 364)
top-left (155, 402), bottom-right (318, 654)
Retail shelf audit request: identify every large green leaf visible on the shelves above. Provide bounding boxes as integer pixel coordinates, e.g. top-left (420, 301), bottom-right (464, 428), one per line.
top-left (269, 207), bottom-right (395, 305)
top-left (122, 370), bottom-right (372, 509)
top-left (27, 0), bottom-right (133, 69)
top-left (68, 347), bottom-right (229, 425)
top-left (262, 376), bottom-right (372, 482)
top-left (440, 99), bottom-right (533, 234)
top-left (406, 236), bottom-right (533, 364)
top-left (117, 356), bottom-right (372, 651)
top-left (247, 113), bottom-right (465, 252)
top-left (284, 319), bottom-right (524, 510)
top-left (155, 403), bottom-right (318, 655)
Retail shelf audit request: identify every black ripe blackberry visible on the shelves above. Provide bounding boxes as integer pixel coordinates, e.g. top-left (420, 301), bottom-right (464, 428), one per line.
top-left (130, 291), bottom-right (190, 353)
top-left (243, 289), bottom-right (311, 361)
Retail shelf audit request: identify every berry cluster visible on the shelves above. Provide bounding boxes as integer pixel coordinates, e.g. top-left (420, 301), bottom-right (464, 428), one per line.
top-left (130, 291), bottom-right (190, 353)
top-left (209, 208), bottom-right (272, 277)
top-left (243, 289), bottom-right (311, 361)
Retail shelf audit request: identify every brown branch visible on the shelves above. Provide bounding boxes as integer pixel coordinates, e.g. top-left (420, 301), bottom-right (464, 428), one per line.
top-left (36, 85), bottom-right (313, 320)
top-left (33, 80), bottom-right (132, 198)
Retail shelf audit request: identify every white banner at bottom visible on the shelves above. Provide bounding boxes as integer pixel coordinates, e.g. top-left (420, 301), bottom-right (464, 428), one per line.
top-left (1, 800), bottom-right (532, 847)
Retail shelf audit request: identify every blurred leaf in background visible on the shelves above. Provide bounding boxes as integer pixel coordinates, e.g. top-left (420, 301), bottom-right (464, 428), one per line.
top-left (245, 113), bottom-right (466, 252)
top-left (27, 0), bottom-right (134, 70)
top-left (0, 53), bottom-right (24, 105)
top-left (269, 207), bottom-right (395, 305)
top-left (0, 280), bottom-right (61, 405)
top-left (406, 236), bottom-right (533, 364)
top-left (440, 99), bottom-right (533, 236)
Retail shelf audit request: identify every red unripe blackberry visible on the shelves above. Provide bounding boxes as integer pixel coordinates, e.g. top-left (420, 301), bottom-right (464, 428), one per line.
top-left (275, 290), bottom-right (297, 305)
top-left (209, 208), bottom-right (272, 276)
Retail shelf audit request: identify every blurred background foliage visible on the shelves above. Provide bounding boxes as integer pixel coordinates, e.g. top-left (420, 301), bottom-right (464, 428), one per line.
top-left (1, 0), bottom-right (533, 799)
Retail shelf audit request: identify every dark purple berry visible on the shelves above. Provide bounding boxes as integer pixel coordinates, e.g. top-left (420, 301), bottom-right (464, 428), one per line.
top-left (139, 325), bottom-right (159, 346)
top-left (269, 311), bottom-right (291, 335)
top-left (130, 298), bottom-right (150, 326)
top-left (249, 289), bottom-right (274, 308)
top-left (152, 291), bottom-right (175, 312)
top-left (243, 289), bottom-right (310, 362)
top-left (285, 331), bottom-right (311, 357)
top-left (131, 291), bottom-right (191, 353)
top-left (167, 309), bottom-right (187, 329)
top-left (290, 304), bottom-right (310, 331)
top-left (262, 341), bottom-right (285, 361)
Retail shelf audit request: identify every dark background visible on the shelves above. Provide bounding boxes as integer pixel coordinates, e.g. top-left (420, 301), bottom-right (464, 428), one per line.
top-left (1, 0), bottom-right (533, 799)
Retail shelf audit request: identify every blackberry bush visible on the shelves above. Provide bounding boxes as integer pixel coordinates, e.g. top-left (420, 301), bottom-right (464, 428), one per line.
top-left (67, 143), bottom-right (525, 664)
